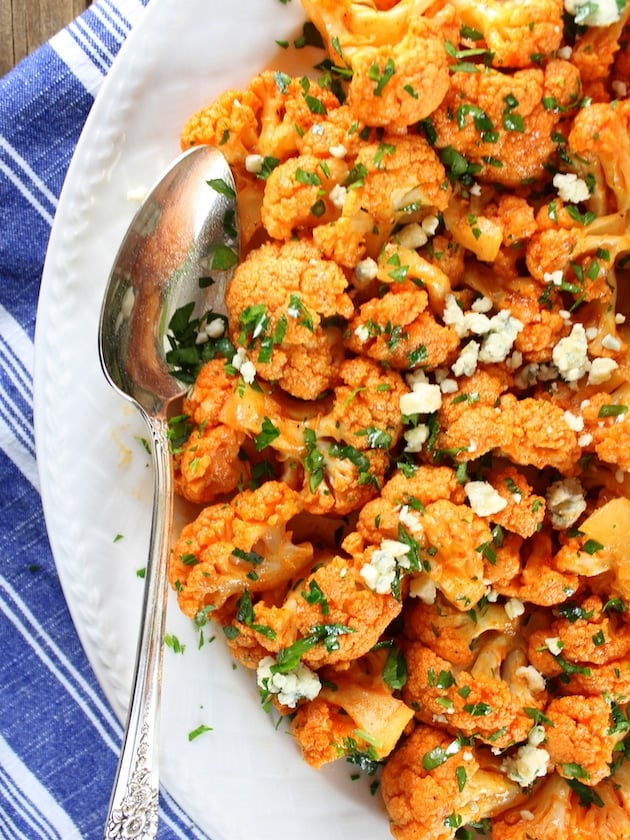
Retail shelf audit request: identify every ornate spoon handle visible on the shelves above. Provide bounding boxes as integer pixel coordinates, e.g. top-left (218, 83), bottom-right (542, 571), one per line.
top-left (104, 415), bottom-right (172, 840)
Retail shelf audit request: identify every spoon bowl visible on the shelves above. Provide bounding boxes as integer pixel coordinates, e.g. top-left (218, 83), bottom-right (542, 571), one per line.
top-left (98, 144), bottom-right (239, 839)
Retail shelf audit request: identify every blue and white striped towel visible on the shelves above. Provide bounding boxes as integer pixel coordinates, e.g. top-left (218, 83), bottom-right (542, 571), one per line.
top-left (0, 2), bottom-right (208, 837)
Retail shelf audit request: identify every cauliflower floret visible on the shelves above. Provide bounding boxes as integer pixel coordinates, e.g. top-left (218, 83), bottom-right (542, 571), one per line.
top-left (483, 465), bottom-right (546, 539)
top-left (493, 765), bottom-right (630, 839)
top-left (173, 359), bottom-right (250, 504)
top-left (404, 633), bottom-right (548, 749)
top-left (568, 100), bottom-right (630, 214)
top-left (180, 86), bottom-right (261, 164)
top-left (314, 134), bottom-right (451, 266)
top-left (347, 281), bottom-right (459, 370)
top-left (567, 0), bottom-right (629, 99)
top-left (449, 0), bottom-right (564, 68)
top-left (260, 153), bottom-right (350, 240)
top-left (554, 496), bottom-right (630, 602)
top-left (544, 694), bottom-right (622, 786)
top-left (437, 379), bottom-right (582, 474)
top-left (381, 724), bottom-right (523, 840)
top-left (225, 238), bottom-right (354, 399)
top-left (291, 649), bottom-right (414, 767)
top-left (302, 0), bottom-right (451, 131)
top-left (404, 592), bottom-right (518, 669)
top-left (492, 530), bottom-right (580, 607)
top-left (430, 60), bottom-right (582, 187)
top-left (169, 481), bottom-right (313, 616)
top-left (316, 357), bottom-right (408, 451)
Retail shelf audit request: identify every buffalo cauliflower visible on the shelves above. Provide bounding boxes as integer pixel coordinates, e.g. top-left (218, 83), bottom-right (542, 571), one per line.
top-left (225, 238), bottom-right (354, 399)
top-left (169, 4), bottom-right (630, 837)
top-left (380, 724), bottom-right (523, 840)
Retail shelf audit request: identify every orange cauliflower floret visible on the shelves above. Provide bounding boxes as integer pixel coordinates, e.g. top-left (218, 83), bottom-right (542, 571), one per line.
top-left (173, 359), bottom-right (250, 504)
top-left (314, 134), bottom-right (451, 267)
top-left (291, 649), bottom-right (414, 767)
top-left (345, 466), bottom-right (490, 610)
top-left (403, 633), bottom-right (547, 749)
top-left (381, 724), bottom-right (523, 840)
top-left (570, 4), bottom-right (630, 101)
top-left (493, 765), bottom-right (630, 840)
top-left (260, 153), bottom-right (349, 240)
top-left (430, 60), bottom-right (582, 187)
top-left (233, 554), bottom-right (403, 673)
top-left (302, 0), bottom-right (451, 131)
top-left (483, 464), bottom-right (546, 539)
top-left (169, 481), bottom-right (313, 617)
top-left (568, 100), bottom-right (630, 214)
top-left (493, 530), bottom-right (580, 607)
top-left (346, 282), bottom-right (460, 370)
top-left (449, 0), bottom-right (564, 68)
top-left (225, 238), bottom-right (354, 399)
top-left (218, 359), bottom-right (401, 516)
top-left (316, 356), bottom-right (408, 451)
top-left (403, 592), bottom-right (518, 669)
top-left (544, 694), bottom-right (622, 786)
top-left (180, 85), bottom-right (261, 163)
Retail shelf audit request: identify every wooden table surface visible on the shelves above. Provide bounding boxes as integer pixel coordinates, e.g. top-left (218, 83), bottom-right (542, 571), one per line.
top-left (0, 0), bottom-right (92, 77)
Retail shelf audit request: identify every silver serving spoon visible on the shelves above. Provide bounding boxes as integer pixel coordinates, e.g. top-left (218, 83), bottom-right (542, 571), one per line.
top-left (98, 145), bottom-right (239, 839)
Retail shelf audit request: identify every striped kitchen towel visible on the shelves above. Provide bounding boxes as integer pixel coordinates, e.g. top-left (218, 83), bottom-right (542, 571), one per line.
top-left (0, 2), bottom-right (208, 837)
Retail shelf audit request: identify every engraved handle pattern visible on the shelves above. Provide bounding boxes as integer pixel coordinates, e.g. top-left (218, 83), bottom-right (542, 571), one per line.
top-left (104, 415), bottom-right (173, 840)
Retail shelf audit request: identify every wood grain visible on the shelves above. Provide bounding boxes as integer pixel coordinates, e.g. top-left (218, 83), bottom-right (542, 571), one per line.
top-left (0, 0), bottom-right (92, 77)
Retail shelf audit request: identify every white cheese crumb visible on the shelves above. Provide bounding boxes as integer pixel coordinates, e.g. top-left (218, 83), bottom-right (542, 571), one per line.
top-left (478, 311), bottom-right (524, 364)
top-left (399, 504), bottom-right (424, 534)
top-left (404, 424), bottom-right (430, 453)
top-left (451, 341), bottom-right (479, 378)
top-left (400, 382), bottom-right (443, 416)
top-left (553, 171), bottom-right (590, 203)
top-left (245, 154), bottom-right (265, 174)
top-left (578, 433), bottom-right (593, 447)
top-left (196, 317), bottom-right (225, 344)
top-left (256, 656), bottom-right (321, 708)
top-left (231, 348), bottom-right (257, 384)
top-left (360, 540), bottom-right (411, 594)
top-left (439, 378), bottom-right (458, 394)
top-left (239, 360), bottom-right (257, 384)
top-left (552, 323), bottom-right (590, 382)
top-left (545, 636), bottom-right (564, 656)
top-left (616, 313), bottom-right (626, 324)
top-left (563, 410), bottom-right (584, 432)
top-left (602, 333), bottom-right (622, 352)
top-left (588, 356), bottom-right (618, 385)
top-left (505, 598), bottom-right (525, 620)
top-left (354, 324), bottom-right (371, 343)
top-left (543, 269), bottom-right (564, 286)
top-left (471, 295), bottom-right (493, 313)
top-left (443, 294), bottom-right (467, 337)
top-left (502, 742), bottom-right (550, 787)
top-left (464, 481), bottom-right (508, 517)
top-left (329, 184), bottom-right (347, 209)
top-left (564, 0), bottom-right (624, 26)
top-left (546, 477), bottom-right (586, 529)
top-left (354, 257), bottom-right (379, 283)
top-left (613, 79), bottom-right (628, 98)
top-left (329, 143), bottom-right (348, 159)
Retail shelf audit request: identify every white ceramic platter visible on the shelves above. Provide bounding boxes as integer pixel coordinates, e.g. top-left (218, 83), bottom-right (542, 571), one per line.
top-left (34, 0), bottom-right (390, 837)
